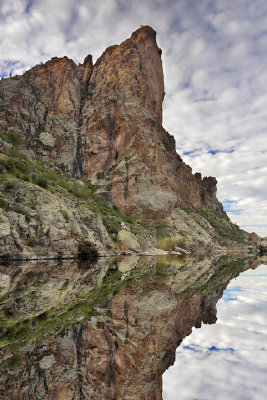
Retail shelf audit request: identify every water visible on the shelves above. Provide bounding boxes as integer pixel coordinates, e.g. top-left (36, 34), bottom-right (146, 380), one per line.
top-left (0, 255), bottom-right (266, 399)
top-left (163, 263), bottom-right (267, 400)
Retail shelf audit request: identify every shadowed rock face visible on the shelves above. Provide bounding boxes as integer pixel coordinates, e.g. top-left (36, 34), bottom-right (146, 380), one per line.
top-left (0, 26), bottom-right (220, 218)
top-left (0, 55), bottom-right (93, 174)
top-left (0, 255), bottom-right (258, 399)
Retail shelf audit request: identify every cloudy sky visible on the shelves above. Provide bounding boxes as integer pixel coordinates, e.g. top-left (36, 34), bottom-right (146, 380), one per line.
top-left (163, 262), bottom-right (267, 399)
top-left (0, 0), bottom-right (266, 236)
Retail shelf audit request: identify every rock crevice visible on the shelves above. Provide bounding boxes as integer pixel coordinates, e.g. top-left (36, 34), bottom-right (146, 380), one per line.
top-left (0, 25), bottom-right (222, 218)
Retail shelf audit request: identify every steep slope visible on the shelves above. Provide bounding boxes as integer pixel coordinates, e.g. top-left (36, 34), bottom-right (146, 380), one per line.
top-left (0, 147), bottom-right (251, 259)
top-left (0, 26), bottom-right (221, 218)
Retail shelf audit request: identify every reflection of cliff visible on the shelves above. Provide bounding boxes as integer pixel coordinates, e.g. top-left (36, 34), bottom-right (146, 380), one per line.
top-left (0, 256), bottom-right (260, 399)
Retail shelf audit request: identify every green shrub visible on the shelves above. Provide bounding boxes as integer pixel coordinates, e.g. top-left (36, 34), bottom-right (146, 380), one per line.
top-left (0, 157), bottom-right (16, 173)
top-left (60, 279), bottom-right (70, 291)
top-left (34, 176), bottom-right (48, 189)
top-left (14, 159), bottom-right (28, 172)
top-left (102, 215), bottom-right (121, 236)
top-left (35, 213), bottom-right (41, 221)
top-left (15, 171), bottom-right (30, 181)
top-left (2, 131), bottom-right (23, 148)
top-left (27, 235), bottom-right (38, 246)
top-left (157, 236), bottom-right (188, 251)
top-left (201, 207), bottom-right (248, 245)
top-left (9, 205), bottom-right (30, 218)
top-left (0, 198), bottom-right (8, 210)
top-left (3, 180), bottom-right (16, 192)
top-left (124, 214), bottom-right (134, 224)
top-left (153, 219), bottom-right (170, 238)
top-left (1, 354), bottom-right (23, 370)
top-left (59, 209), bottom-right (70, 223)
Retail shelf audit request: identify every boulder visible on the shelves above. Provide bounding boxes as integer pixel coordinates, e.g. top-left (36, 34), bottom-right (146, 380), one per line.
top-left (117, 229), bottom-right (141, 252)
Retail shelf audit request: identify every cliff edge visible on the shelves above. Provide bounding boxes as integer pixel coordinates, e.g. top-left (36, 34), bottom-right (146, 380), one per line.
top-left (0, 26), bottom-right (221, 218)
top-left (0, 26), bottom-right (252, 259)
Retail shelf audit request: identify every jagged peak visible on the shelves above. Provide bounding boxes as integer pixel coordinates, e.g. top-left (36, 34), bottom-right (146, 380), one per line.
top-left (130, 25), bottom-right (157, 41)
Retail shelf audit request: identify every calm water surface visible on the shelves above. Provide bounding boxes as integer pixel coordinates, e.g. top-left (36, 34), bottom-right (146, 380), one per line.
top-left (163, 263), bottom-right (267, 400)
top-left (0, 255), bottom-right (266, 399)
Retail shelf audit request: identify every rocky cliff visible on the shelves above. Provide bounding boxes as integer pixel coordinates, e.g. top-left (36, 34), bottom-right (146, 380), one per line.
top-left (0, 26), bottom-right (221, 218)
top-left (0, 26), bottom-right (253, 259)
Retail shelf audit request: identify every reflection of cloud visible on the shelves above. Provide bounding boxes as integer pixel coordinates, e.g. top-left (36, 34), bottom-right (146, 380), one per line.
top-left (222, 296), bottom-right (238, 302)
top-left (163, 264), bottom-right (267, 400)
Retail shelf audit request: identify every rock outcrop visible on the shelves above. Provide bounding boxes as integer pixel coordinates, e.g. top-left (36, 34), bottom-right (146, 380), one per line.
top-left (0, 26), bottom-right (221, 218)
top-left (0, 55), bottom-right (93, 174)
top-left (0, 179), bottom-right (114, 260)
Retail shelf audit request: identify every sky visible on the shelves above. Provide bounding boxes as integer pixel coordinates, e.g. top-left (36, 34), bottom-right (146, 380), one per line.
top-left (0, 0), bottom-right (266, 236)
top-left (163, 262), bottom-right (267, 399)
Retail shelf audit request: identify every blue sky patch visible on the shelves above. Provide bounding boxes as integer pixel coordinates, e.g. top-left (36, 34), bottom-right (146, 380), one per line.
top-left (25, 1), bottom-right (34, 14)
top-left (224, 286), bottom-right (244, 293)
top-left (184, 150), bottom-right (197, 156)
top-left (182, 345), bottom-right (202, 353)
top-left (241, 225), bottom-right (267, 228)
top-left (0, 60), bottom-right (25, 77)
top-left (208, 148), bottom-right (235, 155)
top-left (222, 199), bottom-right (242, 215)
top-left (208, 346), bottom-right (235, 353)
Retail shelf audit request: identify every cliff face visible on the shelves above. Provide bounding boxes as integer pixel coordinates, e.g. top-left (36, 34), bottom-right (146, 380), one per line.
top-left (0, 55), bottom-right (93, 175)
top-left (0, 26), bottom-right (220, 218)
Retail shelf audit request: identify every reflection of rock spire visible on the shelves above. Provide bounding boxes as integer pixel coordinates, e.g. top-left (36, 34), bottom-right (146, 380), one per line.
top-left (0, 255), bottom-right (256, 399)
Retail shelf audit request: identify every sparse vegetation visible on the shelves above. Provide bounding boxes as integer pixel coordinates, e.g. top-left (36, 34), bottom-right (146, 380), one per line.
top-left (0, 258), bottom-right (155, 358)
top-left (156, 254), bottom-right (187, 268)
top-left (153, 219), bottom-right (170, 238)
top-left (59, 209), bottom-right (70, 223)
top-left (201, 207), bottom-right (249, 245)
top-left (0, 147), bottom-right (153, 247)
top-left (0, 197), bottom-right (8, 210)
top-left (157, 236), bottom-right (188, 251)
top-left (27, 235), bottom-right (38, 246)
top-left (34, 176), bottom-right (49, 189)
top-left (0, 131), bottom-right (22, 148)
top-left (9, 205), bottom-right (30, 218)
top-left (1, 354), bottom-right (23, 370)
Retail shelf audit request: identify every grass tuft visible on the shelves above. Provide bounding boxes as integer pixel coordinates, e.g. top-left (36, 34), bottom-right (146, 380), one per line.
top-left (157, 236), bottom-right (188, 251)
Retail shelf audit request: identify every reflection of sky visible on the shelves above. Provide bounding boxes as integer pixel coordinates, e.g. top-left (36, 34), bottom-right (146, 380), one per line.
top-left (163, 264), bottom-right (267, 400)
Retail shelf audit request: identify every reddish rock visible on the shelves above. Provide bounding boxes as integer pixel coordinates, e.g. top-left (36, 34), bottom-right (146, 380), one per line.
top-left (0, 26), bottom-right (222, 217)
top-left (250, 232), bottom-right (261, 244)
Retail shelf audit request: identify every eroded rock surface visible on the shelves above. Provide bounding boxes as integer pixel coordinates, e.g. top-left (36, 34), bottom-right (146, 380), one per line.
top-left (0, 26), bottom-right (222, 218)
top-left (0, 180), bottom-right (114, 260)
